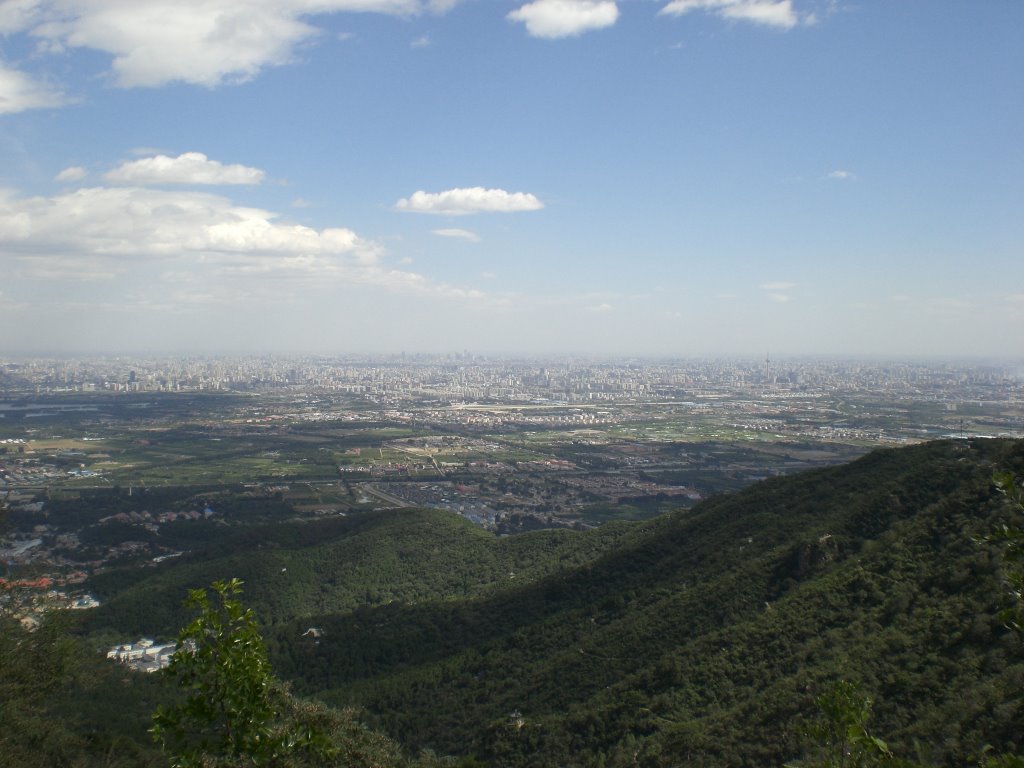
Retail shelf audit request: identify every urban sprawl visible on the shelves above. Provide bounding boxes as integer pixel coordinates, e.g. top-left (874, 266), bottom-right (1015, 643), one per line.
top-left (1, 354), bottom-right (1022, 650)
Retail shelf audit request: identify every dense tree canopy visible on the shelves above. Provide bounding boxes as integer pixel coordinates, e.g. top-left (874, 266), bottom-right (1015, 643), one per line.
top-left (4, 439), bottom-right (1024, 767)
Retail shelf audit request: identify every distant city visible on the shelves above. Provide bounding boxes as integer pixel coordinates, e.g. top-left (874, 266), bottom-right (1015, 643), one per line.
top-left (2, 354), bottom-right (1021, 410)
top-left (2, 353), bottom-right (1022, 634)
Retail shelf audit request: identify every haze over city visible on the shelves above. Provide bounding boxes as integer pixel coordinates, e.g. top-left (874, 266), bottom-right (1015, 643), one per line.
top-left (1, 0), bottom-right (1021, 357)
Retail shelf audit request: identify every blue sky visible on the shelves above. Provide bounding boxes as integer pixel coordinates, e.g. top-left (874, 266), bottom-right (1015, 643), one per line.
top-left (1, 0), bottom-right (1021, 358)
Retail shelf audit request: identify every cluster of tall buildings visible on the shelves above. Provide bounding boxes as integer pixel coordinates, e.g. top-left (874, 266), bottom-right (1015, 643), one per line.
top-left (1, 355), bottom-right (1020, 405)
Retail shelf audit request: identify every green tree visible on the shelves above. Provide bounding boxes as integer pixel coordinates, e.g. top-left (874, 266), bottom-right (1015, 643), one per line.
top-left (0, 615), bottom-right (80, 764)
top-left (151, 578), bottom-right (329, 767)
top-left (979, 472), bottom-right (1024, 768)
top-left (992, 472), bottom-right (1024, 633)
top-left (799, 681), bottom-right (893, 768)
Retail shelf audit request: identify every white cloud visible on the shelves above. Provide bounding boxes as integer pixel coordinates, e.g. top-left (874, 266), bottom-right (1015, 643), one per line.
top-left (0, 0), bottom-right (43, 35)
top-left (105, 152), bottom-right (266, 186)
top-left (827, 169), bottom-right (854, 180)
top-left (25, 0), bottom-right (454, 89)
top-left (410, 34), bottom-right (431, 47)
top-left (0, 183), bottom-right (489, 304)
top-left (589, 302), bottom-right (614, 312)
top-left (0, 185), bottom-right (375, 261)
top-left (508, 0), bottom-right (619, 39)
top-left (0, 62), bottom-right (65, 113)
top-left (659, 0), bottom-right (799, 29)
top-left (396, 187), bottom-right (544, 215)
top-left (55, 166), bottom-right (88, 182)
top-left (766, 292), bottom-right (791, 303)
top-left (433, 228), bottom-right (480, 241)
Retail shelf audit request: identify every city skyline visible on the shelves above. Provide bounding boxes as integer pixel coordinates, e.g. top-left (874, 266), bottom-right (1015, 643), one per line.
top-left (1, 1), bottom-right (1022, 358)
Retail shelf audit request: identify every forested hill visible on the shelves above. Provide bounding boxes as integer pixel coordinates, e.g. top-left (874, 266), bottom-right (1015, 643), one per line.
top-left (261, 438), bottom-right (1024, 767)
top-left (81, 505), bottom-right (649, 639)
top-left (39, 438), bottom-right (1024, 766)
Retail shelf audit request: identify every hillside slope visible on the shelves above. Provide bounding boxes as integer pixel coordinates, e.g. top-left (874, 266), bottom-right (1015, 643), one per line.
top-left (266, 439), bottom-right (1024, 767)
top-left (83, 505), bottom-right (647, 638)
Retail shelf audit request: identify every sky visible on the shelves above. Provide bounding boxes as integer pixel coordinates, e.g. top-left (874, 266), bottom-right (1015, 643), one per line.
top-left (0, 0), bottom-right (1021, 358)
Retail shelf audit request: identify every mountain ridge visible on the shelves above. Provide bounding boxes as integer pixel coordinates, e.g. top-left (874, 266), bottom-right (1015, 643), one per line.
top-left (36, 437), bottom-right (1024, 766)
top-left (264, 439), bottom-right (1024, 766)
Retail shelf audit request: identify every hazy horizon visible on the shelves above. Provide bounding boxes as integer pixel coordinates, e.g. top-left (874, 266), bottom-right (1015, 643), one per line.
top-left (2, 349), bottom-right (1022, 370)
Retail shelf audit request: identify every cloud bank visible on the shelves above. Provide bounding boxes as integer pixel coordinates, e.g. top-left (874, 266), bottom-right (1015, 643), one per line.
top-left (1, 0), bottom-right (804, 96)
top-left (0, 185), bottom-right (373, 261)
top-left (0, 167), bottom-right (494, 312)
top-left (10, 0), bottom-right (458, 88)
